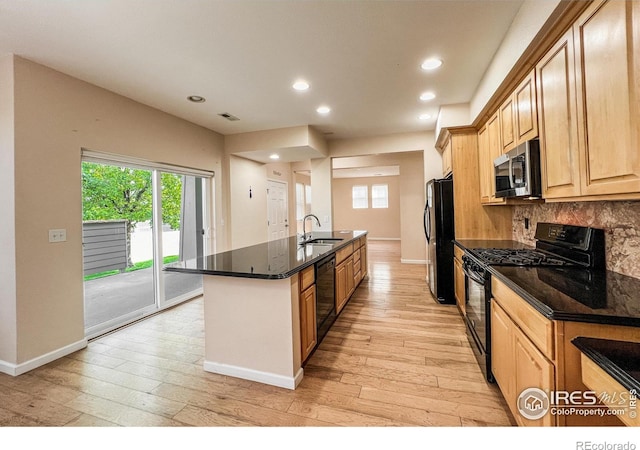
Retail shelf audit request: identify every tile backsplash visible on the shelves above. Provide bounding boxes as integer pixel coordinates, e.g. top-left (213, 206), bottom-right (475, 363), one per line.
top-left (513, 201), bottom-right (640, 278)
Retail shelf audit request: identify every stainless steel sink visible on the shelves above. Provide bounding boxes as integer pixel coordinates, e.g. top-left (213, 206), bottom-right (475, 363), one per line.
top-left (304, 238), bottom-right (343, 244)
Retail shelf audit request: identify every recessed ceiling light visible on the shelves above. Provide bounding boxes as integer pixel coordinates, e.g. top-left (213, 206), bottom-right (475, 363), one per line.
top-left (418, 114), bottom-right (432, 121)
top-left (317, 106), bottom-right (331, 114)
top-left (421, 58), bottom-right (443, 70)
top-left (419, 91), bottom-right (436, 101)
top-left (187, 95), bottom-right (206, 103)
top-left (270, 154), bottom-right (280, 160)
top-left (292, 80), bottom-right (310, 91)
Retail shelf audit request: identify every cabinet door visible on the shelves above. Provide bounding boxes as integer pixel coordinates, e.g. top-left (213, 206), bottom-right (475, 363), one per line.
top-left (346, 256), bottom-right (355, 299)
top-left (491, 300), bottom-right (516, 412)
top-left (486, 112), bottom-right (506, 204)
top-left (360, 241), bottom-right (368, 278)
top-left (478, 125), bottom-right (492, 204)
top-left (536, 27), bottom-right (582, 199)
top-left (513, 326), bottom-right (556, 427)
top-left (442, 137), bottom-right (453, 176)
top-left (514, 70), bottom-right (538, 144)
top-left (335, 261), bottom-right (348, 314)
top-left (300, 285), bottom-right (317, 362)
top-left (499, 97), bottom-right (516, 153)
top-left (453, 256), bottom-right (466, 315)
top-left (574, 0), bottom-right (640, 197)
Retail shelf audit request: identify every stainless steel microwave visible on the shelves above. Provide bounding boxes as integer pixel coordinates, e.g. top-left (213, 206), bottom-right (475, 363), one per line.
top-left (493, 139), bottom-right (541, 199)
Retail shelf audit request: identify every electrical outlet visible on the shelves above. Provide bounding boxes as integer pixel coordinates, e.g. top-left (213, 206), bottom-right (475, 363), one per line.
top-left (49, 229), bottom-right (67, 243)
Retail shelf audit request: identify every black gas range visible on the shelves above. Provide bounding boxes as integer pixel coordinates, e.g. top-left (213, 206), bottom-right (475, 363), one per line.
top-left (460, 223), bottom-right (606, 382)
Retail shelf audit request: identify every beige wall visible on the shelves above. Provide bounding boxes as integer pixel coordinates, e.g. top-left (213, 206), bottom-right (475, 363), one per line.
top-left (311, 157), bottom-right (333, 230)
top-left (332, 176), bottom-right (400, 239)
top-left (1, 55), bottom-right (225, 372)
top-left (0, 55), bottom-right (17, 364)
top-left (229, 155), bottom-right (268, 249)
top-left (470, 0), bottom-right (561, 121)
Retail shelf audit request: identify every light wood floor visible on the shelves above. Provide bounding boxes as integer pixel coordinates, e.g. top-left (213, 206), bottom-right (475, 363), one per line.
top-left (0, 240), bottom-right (514, 427)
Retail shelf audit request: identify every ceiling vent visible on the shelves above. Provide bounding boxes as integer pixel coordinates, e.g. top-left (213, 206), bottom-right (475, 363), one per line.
top-left (218, 112), bottom-right (240, 121)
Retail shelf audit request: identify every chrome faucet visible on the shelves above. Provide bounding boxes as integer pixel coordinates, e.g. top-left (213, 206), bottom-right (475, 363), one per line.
top-left (302, 214), bottom-right (321, 242)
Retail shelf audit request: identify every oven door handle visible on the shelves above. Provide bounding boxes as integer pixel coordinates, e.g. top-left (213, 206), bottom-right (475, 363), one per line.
top-left (463, 264), bottom-right (485, 285)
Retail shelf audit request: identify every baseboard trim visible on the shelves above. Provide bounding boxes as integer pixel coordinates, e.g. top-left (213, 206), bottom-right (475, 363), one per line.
top-left (0, 338), bottom-right (88, 376)
top-left (401, 259), bottom-right (427, 264)
top-left (203, 360), bottom-right (304, 390)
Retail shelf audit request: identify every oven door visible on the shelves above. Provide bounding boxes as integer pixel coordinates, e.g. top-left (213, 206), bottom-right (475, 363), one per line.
top-left (462, 257), bottom-right (493, 382)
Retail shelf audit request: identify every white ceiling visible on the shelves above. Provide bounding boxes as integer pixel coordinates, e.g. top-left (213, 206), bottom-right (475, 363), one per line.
top-left (0, 0), bottom-right (524, 142)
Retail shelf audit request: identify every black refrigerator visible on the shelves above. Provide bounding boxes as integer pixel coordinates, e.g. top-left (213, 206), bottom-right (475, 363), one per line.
top-left (423, 175), bottom-right (455, 304)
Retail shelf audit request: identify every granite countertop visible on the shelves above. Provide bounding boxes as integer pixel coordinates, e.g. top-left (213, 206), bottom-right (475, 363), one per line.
top-left (454, 239), bottom-right (640, 327)
top-left (572, 336), bottom-right (640, 394)
top-left (164, 230), bottom-right (367, 279)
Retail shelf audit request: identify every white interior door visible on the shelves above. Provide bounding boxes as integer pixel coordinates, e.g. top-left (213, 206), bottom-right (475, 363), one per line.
top-left (267, 180), bottom-right (288, 241)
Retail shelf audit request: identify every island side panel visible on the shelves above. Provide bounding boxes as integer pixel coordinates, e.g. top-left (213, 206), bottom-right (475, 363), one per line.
top-left (202, 274), bottom-right (303, 389)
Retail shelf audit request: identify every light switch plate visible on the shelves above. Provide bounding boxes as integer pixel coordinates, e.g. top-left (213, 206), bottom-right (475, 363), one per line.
top-left (49, 229), bottom-right (67, 243)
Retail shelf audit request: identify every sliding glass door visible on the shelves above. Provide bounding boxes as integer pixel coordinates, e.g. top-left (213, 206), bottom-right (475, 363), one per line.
top-left (82, 155), bottom-right (211, 338)
top-left (160, 172), bottom-right (205, 305)
top-left (82, 162), bottom-right (157, 335)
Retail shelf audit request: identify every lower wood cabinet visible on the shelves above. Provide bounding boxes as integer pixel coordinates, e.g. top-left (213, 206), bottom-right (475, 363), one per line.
top-left (300, 284), bottom-right (317, 363)
top-left (453, 247), bottom-right (465, 315)
top-left (491, 300), bottom-right (516, 411)
top-left (335, 237), bottom-right (367, 315)
top-left (491, 279), bottom-right (556, 427)
top-left (512, 324), bottom-right (556, 427)
top-left (299, 265), bottom-right (316, 363)
top-left (335, 255), bottom-right (354, 314)
top-left (360, 240), bottom-right (368, 278)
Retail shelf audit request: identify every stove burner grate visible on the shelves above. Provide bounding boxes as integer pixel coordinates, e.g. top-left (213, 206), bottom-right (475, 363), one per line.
top-left (471, 248), bottom-right (574, 267)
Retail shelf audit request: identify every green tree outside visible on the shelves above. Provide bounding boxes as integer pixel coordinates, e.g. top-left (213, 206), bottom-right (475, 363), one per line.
top-left (82, 162), bottom-right (183, 268)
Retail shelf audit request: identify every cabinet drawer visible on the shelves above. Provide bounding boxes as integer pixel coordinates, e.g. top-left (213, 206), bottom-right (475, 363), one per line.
top-left (454, 245), bottom-right (464, 261)
top-left (335, 243), bottom-right (354, 264)
top-left (354, 258), bottom-right (361, 275)
top-left (353, 248), bottom-right (361, 263)
top-left (491, 276), bottom-right (554, 360)
top-left (300, 265), bottom-right (315, 292)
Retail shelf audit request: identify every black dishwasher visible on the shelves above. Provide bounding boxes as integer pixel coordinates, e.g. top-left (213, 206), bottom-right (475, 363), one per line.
top-left (315, 254), bottom-right (336, 344)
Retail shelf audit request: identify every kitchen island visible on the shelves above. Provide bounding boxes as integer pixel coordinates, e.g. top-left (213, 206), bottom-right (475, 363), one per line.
top-left (165, 230), bottom-right (367, 389)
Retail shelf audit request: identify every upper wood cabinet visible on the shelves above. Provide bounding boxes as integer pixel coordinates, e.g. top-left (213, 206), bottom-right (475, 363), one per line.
top-left (536, 27), bottom-right (582, 199)
top-left (499, 96), bottom-right (516, 153)
top-left (478, 112), bottom-right (507, 205)
top-left (537, 0), bottom-right (640, 201)
top-left (478, 125), bottom-right (492, 204)
top-left (439, 127), bottom-right (512, 239)
top-left (573, 0), bottom-right (640, 198)
top-left (441, 136), bottom-right (453, 177)
top-left (514, 71), bottom-right (539, 144)
top-left (499, 69), bottom-right (539, 154)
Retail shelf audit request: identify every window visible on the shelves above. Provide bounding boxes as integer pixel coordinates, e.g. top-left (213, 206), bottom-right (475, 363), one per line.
top-left (296, 183), bottom-right (305, 220)
top-left (296, 183), bottom-right (312, 221)
top-left (352, 185), bottom-right (368, 209)
top-left (305, 185), bottom-right (312, 215)
top-left (372, 184), bottom-right (389, 208)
